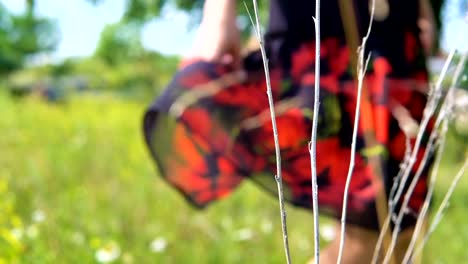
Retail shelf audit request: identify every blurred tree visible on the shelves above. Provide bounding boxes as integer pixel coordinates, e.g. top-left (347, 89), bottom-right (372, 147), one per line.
top-left (87, 0), bottom-right (204, 23)
top-left (94, 21), bottom-right (145, 65)
top-left (431, 0), bottom-right (468, 52)
top-left (87, 0), bottom-right (468, 53)
top-left (0, 1), bottom-right (58, 74)
top-left (87, 0), bottom-right (267, 37)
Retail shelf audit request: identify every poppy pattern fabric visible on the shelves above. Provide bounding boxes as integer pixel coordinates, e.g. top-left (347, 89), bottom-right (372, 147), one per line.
top-left (143, 35), bottom-right (432, 230)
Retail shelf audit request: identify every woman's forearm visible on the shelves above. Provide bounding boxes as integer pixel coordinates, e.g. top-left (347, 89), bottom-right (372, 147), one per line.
top-left (202, 0), bottom-right (237, 25)
top-left (419, 0), bottom-right (437, 54)
top-left (419, 0), bottom-right (436, 26)
top-left (188, 0), bottom-right (241, 65)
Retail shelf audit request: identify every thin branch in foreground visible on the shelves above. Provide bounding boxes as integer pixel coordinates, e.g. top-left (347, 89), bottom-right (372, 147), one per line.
top-left (383, 49), bottom-right (466, 263)
top-left (401, 52), bottom-right (468, 263)
top-left (413, 158), bottom-right (468, 258)
top-left (309, 0), bottom-right (321, 261)
top-left (337, 0), bottom-right (375, 262)
top-left (379, 50), bottom-right (456, 264)
top-left (370, 128), bottom-right (412, 263)
top-left (386, 50), bottom-right (455, 207)
top-left (246, 1), bottom-right (292, 263)
top-left (401, 123), bottom-right (447, 264)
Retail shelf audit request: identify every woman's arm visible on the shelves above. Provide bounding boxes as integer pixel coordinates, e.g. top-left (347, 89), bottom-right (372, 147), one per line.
top-left (419, 0), bottom-right (437, 55)
top-left (188, 0), bottom-right (241, 68)
top-left (201, 0), bottom-right (236, 25)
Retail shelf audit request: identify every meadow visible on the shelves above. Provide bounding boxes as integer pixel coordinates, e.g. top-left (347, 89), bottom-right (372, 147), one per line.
top-left (1, 90), bottom-right (467, 263)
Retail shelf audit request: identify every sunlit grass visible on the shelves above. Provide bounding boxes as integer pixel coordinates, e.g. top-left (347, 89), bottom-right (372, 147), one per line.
top-left (0, 91), bottom-right (466, 263)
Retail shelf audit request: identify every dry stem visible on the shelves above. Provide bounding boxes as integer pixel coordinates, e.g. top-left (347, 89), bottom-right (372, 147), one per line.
top-left (310, 0), bottom-right (322, 261)
top-left (247, 1), bottom-right (292, 263)
top-left (402, 52), bottom-right (468, 263)
top-left (379, 50), bottom-right (456, 264)
top-left (337, 0), bottom-right (375, 262)
top-left (413, 158), bottom-right (468, 258)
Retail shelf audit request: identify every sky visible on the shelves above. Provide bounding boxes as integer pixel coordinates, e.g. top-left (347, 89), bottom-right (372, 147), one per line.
top-left (3, 0), bottom-right (196, 59)
top-left (2, 0), bottom-right (467, 60)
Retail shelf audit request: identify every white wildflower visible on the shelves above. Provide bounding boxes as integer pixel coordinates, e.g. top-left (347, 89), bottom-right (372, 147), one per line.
top-left (95, 241), bottom-right (121, 263)
top-left (320, 224), bottom-right (336, 242)
top-left (235, 228), bottom-right (254, 241)
top-left (32, 210), bottom-right (46, 223)
top-left (149, 237), bottom-right (167, 253)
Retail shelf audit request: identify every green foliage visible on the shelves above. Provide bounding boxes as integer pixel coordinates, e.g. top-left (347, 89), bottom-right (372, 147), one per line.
top-left (0, 2), bottom-right (58, 74)
top-left (0, 91), bottom-right (317, 263)
top-left (75, 52), bottom-right (178, 98)
top-left (0, 89), bottom-right (467, 263)
top-left (122, 0), bottom-right (166, 22)
top-left (94, 21), bottom-right (145, 65)
top-left (0, 175), bottom-right (25, 263)
top-left (90, 18), bottom-right (179, 98)
top-left (87, 0), bottom-right (202, 22)
top-left (87, 0), bottom-right (268, 35)
top-left (430, 0), bottom-right (468, 52)
top-left (460, 59), bottom-right (468, 90)
top-left (5, 49), bottom-right (178, 101)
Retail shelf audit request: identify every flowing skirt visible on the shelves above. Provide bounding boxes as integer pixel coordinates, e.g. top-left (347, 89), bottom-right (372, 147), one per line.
top-left (143, 37), bottom-right (432, 230)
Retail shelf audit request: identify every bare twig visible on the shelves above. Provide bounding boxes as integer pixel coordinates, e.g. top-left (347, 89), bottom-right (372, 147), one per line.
top-left (371, 132), bottom-right (412, 263)
top-left (371, 215), bottom-right (392, 263)
top-left (387, 50), bottom-right (455, 207)
top-left (373, 51), bottom-right (454, 263)
top-left (384, 51), bottom-right (466, 264)
top-left (247, 1), bottom-right (292, 263)
top-left (413, 158), bottom-right (468, 258)
top-left (387, 129), bottom-right (414, 205)
top-left (401, 123), bottom-right (447, 263)
top-left (309, 0), bottom-right (321, 261)
top-left (380, 50), bottom-right (456, 264)
top-left (337, 0), bottom-right (375, 262)
top-left (402, 52), bottom-right (468, 263)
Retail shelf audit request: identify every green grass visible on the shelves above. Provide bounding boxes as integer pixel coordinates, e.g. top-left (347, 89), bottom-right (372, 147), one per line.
top-left (0, 91), bottom-right (467, 263)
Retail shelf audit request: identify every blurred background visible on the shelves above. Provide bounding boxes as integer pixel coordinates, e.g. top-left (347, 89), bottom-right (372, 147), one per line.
top-left (0, 0), bottom-right (467, 263)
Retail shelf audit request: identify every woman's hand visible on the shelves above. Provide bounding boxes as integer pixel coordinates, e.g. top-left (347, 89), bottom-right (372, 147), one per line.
top-left (188, 0), bottom-right (241, 68)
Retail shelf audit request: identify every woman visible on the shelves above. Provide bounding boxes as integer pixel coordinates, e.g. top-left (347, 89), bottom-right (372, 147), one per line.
top-left (143, 0), bottom-right (436, 262)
